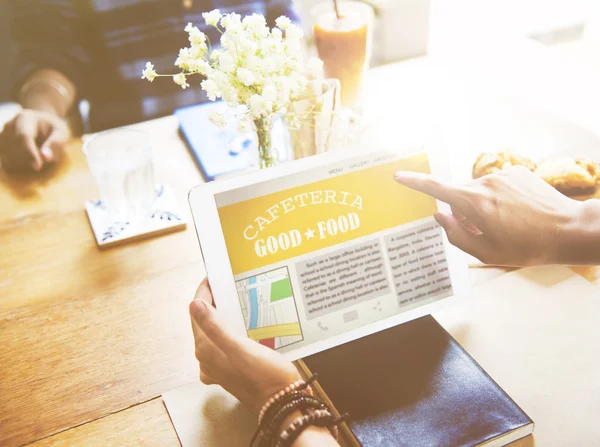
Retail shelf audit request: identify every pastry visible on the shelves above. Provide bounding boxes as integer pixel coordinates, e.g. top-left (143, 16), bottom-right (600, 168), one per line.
top-left (534, 157), bottom-right (599, 194)
top-left (472, 151), bottom-right (536, 179)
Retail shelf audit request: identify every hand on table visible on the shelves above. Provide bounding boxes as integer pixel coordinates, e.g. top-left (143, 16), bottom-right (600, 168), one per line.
top-left (0, 109), bottom-right (69, 172)
top-left (394, 166), bottom-right (585, 267)
top-left (190, 279), bottom-right (301, 414)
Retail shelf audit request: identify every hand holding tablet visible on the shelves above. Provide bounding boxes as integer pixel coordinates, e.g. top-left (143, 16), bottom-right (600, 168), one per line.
top-left (189, 150), bottom-right (470, 360)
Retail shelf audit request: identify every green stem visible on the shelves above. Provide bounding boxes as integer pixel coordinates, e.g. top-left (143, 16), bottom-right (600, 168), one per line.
top-left (254, 118), bottom-right (276, 169)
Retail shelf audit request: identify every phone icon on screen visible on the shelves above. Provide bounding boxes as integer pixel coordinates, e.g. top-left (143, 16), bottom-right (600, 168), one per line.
top-left (317, 321), bottom-right (329, 331)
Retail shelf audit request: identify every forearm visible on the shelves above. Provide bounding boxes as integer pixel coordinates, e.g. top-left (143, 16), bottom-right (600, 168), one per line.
top-left (18, 69), bottom-right (77, 118)
top-left (556, 200), bottom-right (600, 265)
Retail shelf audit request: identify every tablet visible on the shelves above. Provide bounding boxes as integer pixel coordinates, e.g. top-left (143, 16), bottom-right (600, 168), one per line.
top-left (189, 149), bottom-right (470, 360)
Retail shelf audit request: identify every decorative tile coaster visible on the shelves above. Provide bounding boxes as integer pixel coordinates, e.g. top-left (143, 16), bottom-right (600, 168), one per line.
top-left (85, 184), bottom-right (186, 248)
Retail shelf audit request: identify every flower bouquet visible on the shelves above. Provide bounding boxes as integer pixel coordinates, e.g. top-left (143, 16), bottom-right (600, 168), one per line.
top-left (142, 10), bottom-right (323, 168)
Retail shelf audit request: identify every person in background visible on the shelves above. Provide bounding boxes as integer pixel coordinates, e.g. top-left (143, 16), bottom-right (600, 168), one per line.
top-left (0, 0), bottom-right (297, 172)
top-left (189, 167), bottom-right (600, 446)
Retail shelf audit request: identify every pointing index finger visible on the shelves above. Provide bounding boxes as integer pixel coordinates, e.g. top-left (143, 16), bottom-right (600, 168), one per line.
top-left (393, 171), bottom-right (467, 207)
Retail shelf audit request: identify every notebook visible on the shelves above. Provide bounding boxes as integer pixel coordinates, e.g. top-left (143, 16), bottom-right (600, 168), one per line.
top-left (299, 315), bottom-right (534, 447)
top-left (175, 101), bottom-right (288, 181)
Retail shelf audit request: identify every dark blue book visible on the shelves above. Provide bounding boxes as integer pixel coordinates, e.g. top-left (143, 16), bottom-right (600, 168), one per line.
top-left (175, 102), bottom-right (288, 181)
top-left (299, 315), bottom-right (534, 447)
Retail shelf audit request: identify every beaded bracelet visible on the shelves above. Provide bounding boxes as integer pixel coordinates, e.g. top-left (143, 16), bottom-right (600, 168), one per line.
top-left (275, 409), bottom-right (337, 447)
top-left (250, 375), bottom-right (320, 447)
top-left (258, 377), bottom-right (315, 425)
top-left (262, 396), bottom-right (327, 442)
top-left (256, 398), bottom-right (324, 447)
top-left (275, 408), bottom-right (349, 447)
top-left (260, 392), bottom-right (309, 429)
top-left (252, 392), bottom-right (313, 447)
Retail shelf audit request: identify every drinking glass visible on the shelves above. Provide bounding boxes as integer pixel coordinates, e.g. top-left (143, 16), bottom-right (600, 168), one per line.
top-left (311, 1), bottom-right (374, 115)
top-left (83, 128), bottom-right (155, 223)
top-left (287, 79), bottom-right (347, 158)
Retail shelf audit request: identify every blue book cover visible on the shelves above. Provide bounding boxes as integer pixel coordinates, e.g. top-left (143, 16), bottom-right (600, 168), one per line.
top-left (303, 316), bottom-right (534, 446)
top-left (175, 102), bottom-right (288, 181)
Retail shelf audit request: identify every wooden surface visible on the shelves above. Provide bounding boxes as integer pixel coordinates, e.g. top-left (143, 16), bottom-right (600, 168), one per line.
top-left (435, 266), bottom-right (600, 446)
top-left (0, 118), bottom-right (205, 447)
top-left (26, 399), bottom-right (179, 447)
top-left (1, 55), bottom-right (599, 447)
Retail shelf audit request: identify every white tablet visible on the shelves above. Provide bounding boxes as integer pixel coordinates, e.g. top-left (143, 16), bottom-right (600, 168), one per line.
top-left (189, 148), bottom-right (470, 361)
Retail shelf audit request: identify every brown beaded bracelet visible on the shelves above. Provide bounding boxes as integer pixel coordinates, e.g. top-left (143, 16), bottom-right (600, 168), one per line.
top-left (251, 374), bottom-right (321, 447)
top-left (262, 396), bottom-right (327, 442)
top-left (249, 374), bottom-right (345, 447)
top-left (258, 378), bottom-right (315, 425)
top-left (275, 409), bottom-right (337, 447)
top-left (251, 392), bottom-right (314, 447)
top-left (254, 393), bottom-right (324, 447)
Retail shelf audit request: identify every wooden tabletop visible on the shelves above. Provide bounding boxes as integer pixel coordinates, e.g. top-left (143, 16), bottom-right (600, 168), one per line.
top-left (0, 116), bottom-right (206, 447)
top-left (1, 57), bottom-right (599, 447)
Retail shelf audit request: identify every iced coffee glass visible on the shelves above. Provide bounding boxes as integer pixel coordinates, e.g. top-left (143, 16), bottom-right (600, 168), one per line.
top-left (311, 1), bottom-right (374, 113)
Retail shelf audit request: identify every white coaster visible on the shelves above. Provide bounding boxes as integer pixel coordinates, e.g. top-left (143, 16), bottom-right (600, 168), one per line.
top-left (85, 184), bottom-right (186, 248)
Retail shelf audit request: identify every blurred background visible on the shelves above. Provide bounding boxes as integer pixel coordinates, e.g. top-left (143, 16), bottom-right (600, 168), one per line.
top-left (1, 0), bottom-right (599, 147)
top-left (0, 0), bottom-right (596, 102)
top-left (0, 1), bottom-right (15, 102)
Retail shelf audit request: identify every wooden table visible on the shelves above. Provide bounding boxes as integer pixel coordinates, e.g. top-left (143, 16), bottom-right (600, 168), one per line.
top-left (1, 58), bottom-right (599, 447)
top-left (0, 115), bottom-right (203, 447)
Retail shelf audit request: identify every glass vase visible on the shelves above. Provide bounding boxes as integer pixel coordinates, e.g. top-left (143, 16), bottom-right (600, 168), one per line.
top-left (254, 118), bottom-right (279, 169)
top-left (286, 79), bottom-right (347, 159)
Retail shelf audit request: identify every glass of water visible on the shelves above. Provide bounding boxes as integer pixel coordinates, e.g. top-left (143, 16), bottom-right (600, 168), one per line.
top-left (83, 128), bottom-right (155, 224)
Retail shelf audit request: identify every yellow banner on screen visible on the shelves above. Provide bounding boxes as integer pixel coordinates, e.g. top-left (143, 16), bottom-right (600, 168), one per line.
top-left (218, 153), bottom-right (437, 275)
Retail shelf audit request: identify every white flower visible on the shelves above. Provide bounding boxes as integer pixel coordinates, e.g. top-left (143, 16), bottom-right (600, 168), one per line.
top-left (262, 84), bottom-right (278, 103)
top-left (203, 9), bottom-right (222, 27)
top-left (238, 36), bottom-right (259, 55)
top-left (218, 52), bottom-right (236, 73)
top-left (187, 58), bottom-right (211, 75)
top-left (220, 13), bottom-right (242, 31)
top-left (275, 16), bottom-right (291, 30)
top-left (243, 14), bottom-right (268, 38)
top-left (201, 79), bottom-right (221, 101)
top-left (262, 57), bottom-right (276, 75)
top-left (208, 109), bottom-right (229, 128)
top-left (249, 94), bottom-right (271, 117)
top-left (306, 57), bottom-right (324, 77)
top-left (185, 23), bottom-right (207, 45)
top-left (275, 78), bottom-right (291, 107)
top-left (221, 83), bottom-right (239, 104)
top-left (286, 72), bottom-right (308, 98)
top-left (189, 43), bottom-right (206, 58)
top-left (244, 55), bottom-right (262, 72)
top-left (220, 32), bottom-right (236, 50)
top-left (236, 86), bottom-right (252, 104)
top-left (173, 73), bottom-right (190, 89)
top-left (237, 117), bottom-right (251, 133)
top-left (261, 36), bottom-right (283, 60)
top-left (236, 67), bottom-right (255, 86)
top-left (189, 31), bottom-right (207, 49)
top-left (145, 12), bottom-right (317, 128)
top-left (175, 47), bottom-right (191, 69)
top-left (285, 37), bottom-right (302, 53)
top-left (285, 23), bottom-right (303, 40)
top-left (211, 69), bottom-right (230, 88)
top-left (271, 27), bottom-right (283, 41)
top-left (285, 54), bottom-right (301, 71)
top-left (141, 62), bottom-right (157, 82)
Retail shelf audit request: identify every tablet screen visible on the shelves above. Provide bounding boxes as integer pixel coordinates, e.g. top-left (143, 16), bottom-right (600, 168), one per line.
top-left (213, 151), bottom-right (461, 355)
